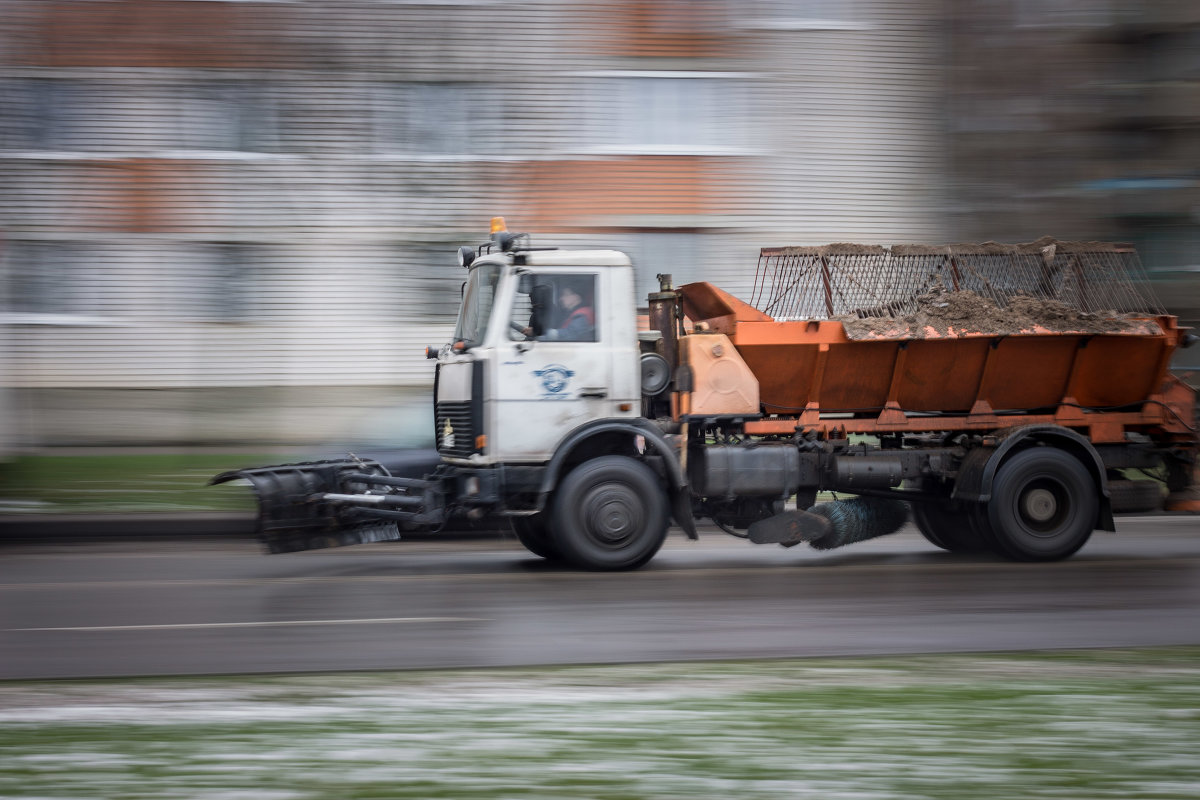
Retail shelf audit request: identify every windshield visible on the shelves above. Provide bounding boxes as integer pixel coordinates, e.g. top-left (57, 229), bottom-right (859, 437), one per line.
top-left (453, 263), bottom-right (501, 345)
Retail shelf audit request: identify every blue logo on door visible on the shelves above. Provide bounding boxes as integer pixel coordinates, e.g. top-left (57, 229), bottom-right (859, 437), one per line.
top-left (534, 364), bottom-right (574, 394)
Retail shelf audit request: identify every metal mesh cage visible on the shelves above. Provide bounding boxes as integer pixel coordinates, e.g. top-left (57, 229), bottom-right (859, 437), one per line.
top-left (750, 239), bottom-right (1167, 320)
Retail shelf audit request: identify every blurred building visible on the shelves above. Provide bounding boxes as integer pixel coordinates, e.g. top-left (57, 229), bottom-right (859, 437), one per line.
top-left (0, 0), bottom-right (1193, 449)
top-left (947, 1), bottom-right (1200, 349)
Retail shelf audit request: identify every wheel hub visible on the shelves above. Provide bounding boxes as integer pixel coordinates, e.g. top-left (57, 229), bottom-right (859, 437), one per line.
top-left (585, 487), bottom-right (643, 545)
top-left (1021, 487), bottom-right (1058, 523)
top-left (599, 500), bottom-right (632, 535)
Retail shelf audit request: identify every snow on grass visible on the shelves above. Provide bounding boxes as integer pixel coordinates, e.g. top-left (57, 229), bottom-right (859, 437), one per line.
top-left (2, 649), bottom-right (1199, 799)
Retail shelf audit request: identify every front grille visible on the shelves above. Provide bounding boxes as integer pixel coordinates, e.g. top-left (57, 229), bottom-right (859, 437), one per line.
top-left (436, 401), bottom-right (476, 458)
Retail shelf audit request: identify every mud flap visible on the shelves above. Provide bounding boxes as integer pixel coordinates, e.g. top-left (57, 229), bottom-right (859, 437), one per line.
top-left (670, 484), bottom-right (699, 540)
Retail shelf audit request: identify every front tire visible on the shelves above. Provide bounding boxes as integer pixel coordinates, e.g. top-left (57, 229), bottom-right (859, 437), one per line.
top-left (550, 456), bottom-right (668, 571)
top-left (511, 514), bottom-right (560, 560)
top-left (911, 501), bottom-right (989, 553)
top-left (984, 447), bottom-right (1097, 561)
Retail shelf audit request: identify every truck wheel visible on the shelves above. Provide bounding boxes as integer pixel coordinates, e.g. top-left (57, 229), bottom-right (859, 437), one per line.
top-left (511, 515), bottom-right (560, 560)
top-left (910, 502), bottom-right (988, 553)
top-left (550, 456), bottom-right (668, 571)
top-left (984, 447), bottom-right (1097, 561)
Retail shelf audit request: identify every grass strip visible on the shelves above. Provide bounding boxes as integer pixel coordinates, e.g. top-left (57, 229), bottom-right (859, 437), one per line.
top-left (1, 648), bottom-right (1198, 799)
top-left (0, 454), bottom-right (272, 514)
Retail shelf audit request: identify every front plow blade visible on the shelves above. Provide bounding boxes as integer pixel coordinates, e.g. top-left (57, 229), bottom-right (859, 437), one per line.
top-left (211, 458), bottom-right (444, 554)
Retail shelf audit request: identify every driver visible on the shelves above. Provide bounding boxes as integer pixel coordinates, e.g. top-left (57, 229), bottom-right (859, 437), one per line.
top-left (522, 283), bottom-right (594, 342)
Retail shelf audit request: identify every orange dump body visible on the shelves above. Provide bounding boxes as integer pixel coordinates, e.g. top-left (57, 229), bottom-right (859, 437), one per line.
top-left (677, 281), bottom-right (1195, 442)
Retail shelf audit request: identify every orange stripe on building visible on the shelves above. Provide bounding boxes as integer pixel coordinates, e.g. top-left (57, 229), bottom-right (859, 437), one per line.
top-left (24, 0), bottom-right (293, 68)
top-left (582, 0), bottom-right (736, 58)
top-left (76, 159), bottom-right (198, 233)
top-left (517, 156), bottom-right (741, 230)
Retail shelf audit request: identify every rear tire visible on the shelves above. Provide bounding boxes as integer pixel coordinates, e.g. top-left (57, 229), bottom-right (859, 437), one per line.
top-left (550, 456), bottom-right (668, 571)
top-left (1107, 479), bottom-right (1163, 514)
top-left (911, 502), bottom-right (989, 553)
top-left (511, 514), bottom-right (560, 560)
top-left (984, 447), bottom-right (1097, 561)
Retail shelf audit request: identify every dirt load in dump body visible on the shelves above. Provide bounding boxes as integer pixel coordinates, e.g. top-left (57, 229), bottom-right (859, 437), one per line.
top-left (676, 239), bottom-right (1194, 431)
top-left (838, 288), bottom-right (1158, 340)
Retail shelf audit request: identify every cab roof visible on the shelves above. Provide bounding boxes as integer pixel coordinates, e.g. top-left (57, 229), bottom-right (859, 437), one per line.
top-left (479, 249), bottom-right (631, 268)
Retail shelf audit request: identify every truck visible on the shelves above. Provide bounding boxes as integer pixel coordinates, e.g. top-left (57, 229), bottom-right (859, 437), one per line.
top-left (214, 219), bottom-right (1198, 569)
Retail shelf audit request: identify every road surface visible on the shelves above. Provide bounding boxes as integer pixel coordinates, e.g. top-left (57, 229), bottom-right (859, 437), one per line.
top-left (2, 517), bottom-right (1198, 679)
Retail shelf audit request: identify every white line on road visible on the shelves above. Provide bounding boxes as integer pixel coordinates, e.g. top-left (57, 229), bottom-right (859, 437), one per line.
top-left (8, 617), bottom-right (489, 632)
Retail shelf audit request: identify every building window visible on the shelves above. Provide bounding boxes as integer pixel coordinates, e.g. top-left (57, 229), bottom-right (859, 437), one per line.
top-left (1130, 222), bottom-right (1200, 275)
top-left (582, 74), bottom-right (752, 155)
top-left (407, 244), bottom-right (469, 321)
top-left (744, 0), bottom-right (864, 30)
top-left (626, 232), bottom-right (702, 302)
top-left (1015, 0), bottom-right (1115, 28)
top-left (7, 241), bottom-right (74, 315)
top-left (0, 79), bottom-right (90, 152)
top-left (176, 83), bottom-right (279, 153)
top-left (1145, 30), bottom-right (1200, 82)
top-left (3, 240), bottom-right (109, 322)
top-left (186, 243), bottom-right (257, 322)
top-left (375, 83), bottom-right (503, 156)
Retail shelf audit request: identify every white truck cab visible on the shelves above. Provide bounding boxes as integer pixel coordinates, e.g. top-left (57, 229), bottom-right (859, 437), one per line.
top-left (435, 241), bottom-right (642, 466)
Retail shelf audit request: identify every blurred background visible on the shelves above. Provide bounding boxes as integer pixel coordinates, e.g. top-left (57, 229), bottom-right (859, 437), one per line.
top-left (1, 0), bottom-right (1198, 455)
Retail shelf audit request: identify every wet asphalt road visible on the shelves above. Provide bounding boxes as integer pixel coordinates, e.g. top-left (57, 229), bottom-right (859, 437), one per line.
top-left (2, 517), bottom-right (1198, 679)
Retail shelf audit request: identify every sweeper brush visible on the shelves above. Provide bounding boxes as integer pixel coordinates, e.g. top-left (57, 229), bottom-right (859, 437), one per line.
top-left (806, 497), bottom-right (911, 551)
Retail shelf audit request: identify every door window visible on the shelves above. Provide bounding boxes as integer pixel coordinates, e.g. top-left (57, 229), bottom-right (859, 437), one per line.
top-left (510, 273), bottom-right (597, 343)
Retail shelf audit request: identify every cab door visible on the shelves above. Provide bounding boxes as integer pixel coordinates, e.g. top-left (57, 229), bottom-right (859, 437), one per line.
top-left (490, 270), bottom-right (614, 461)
